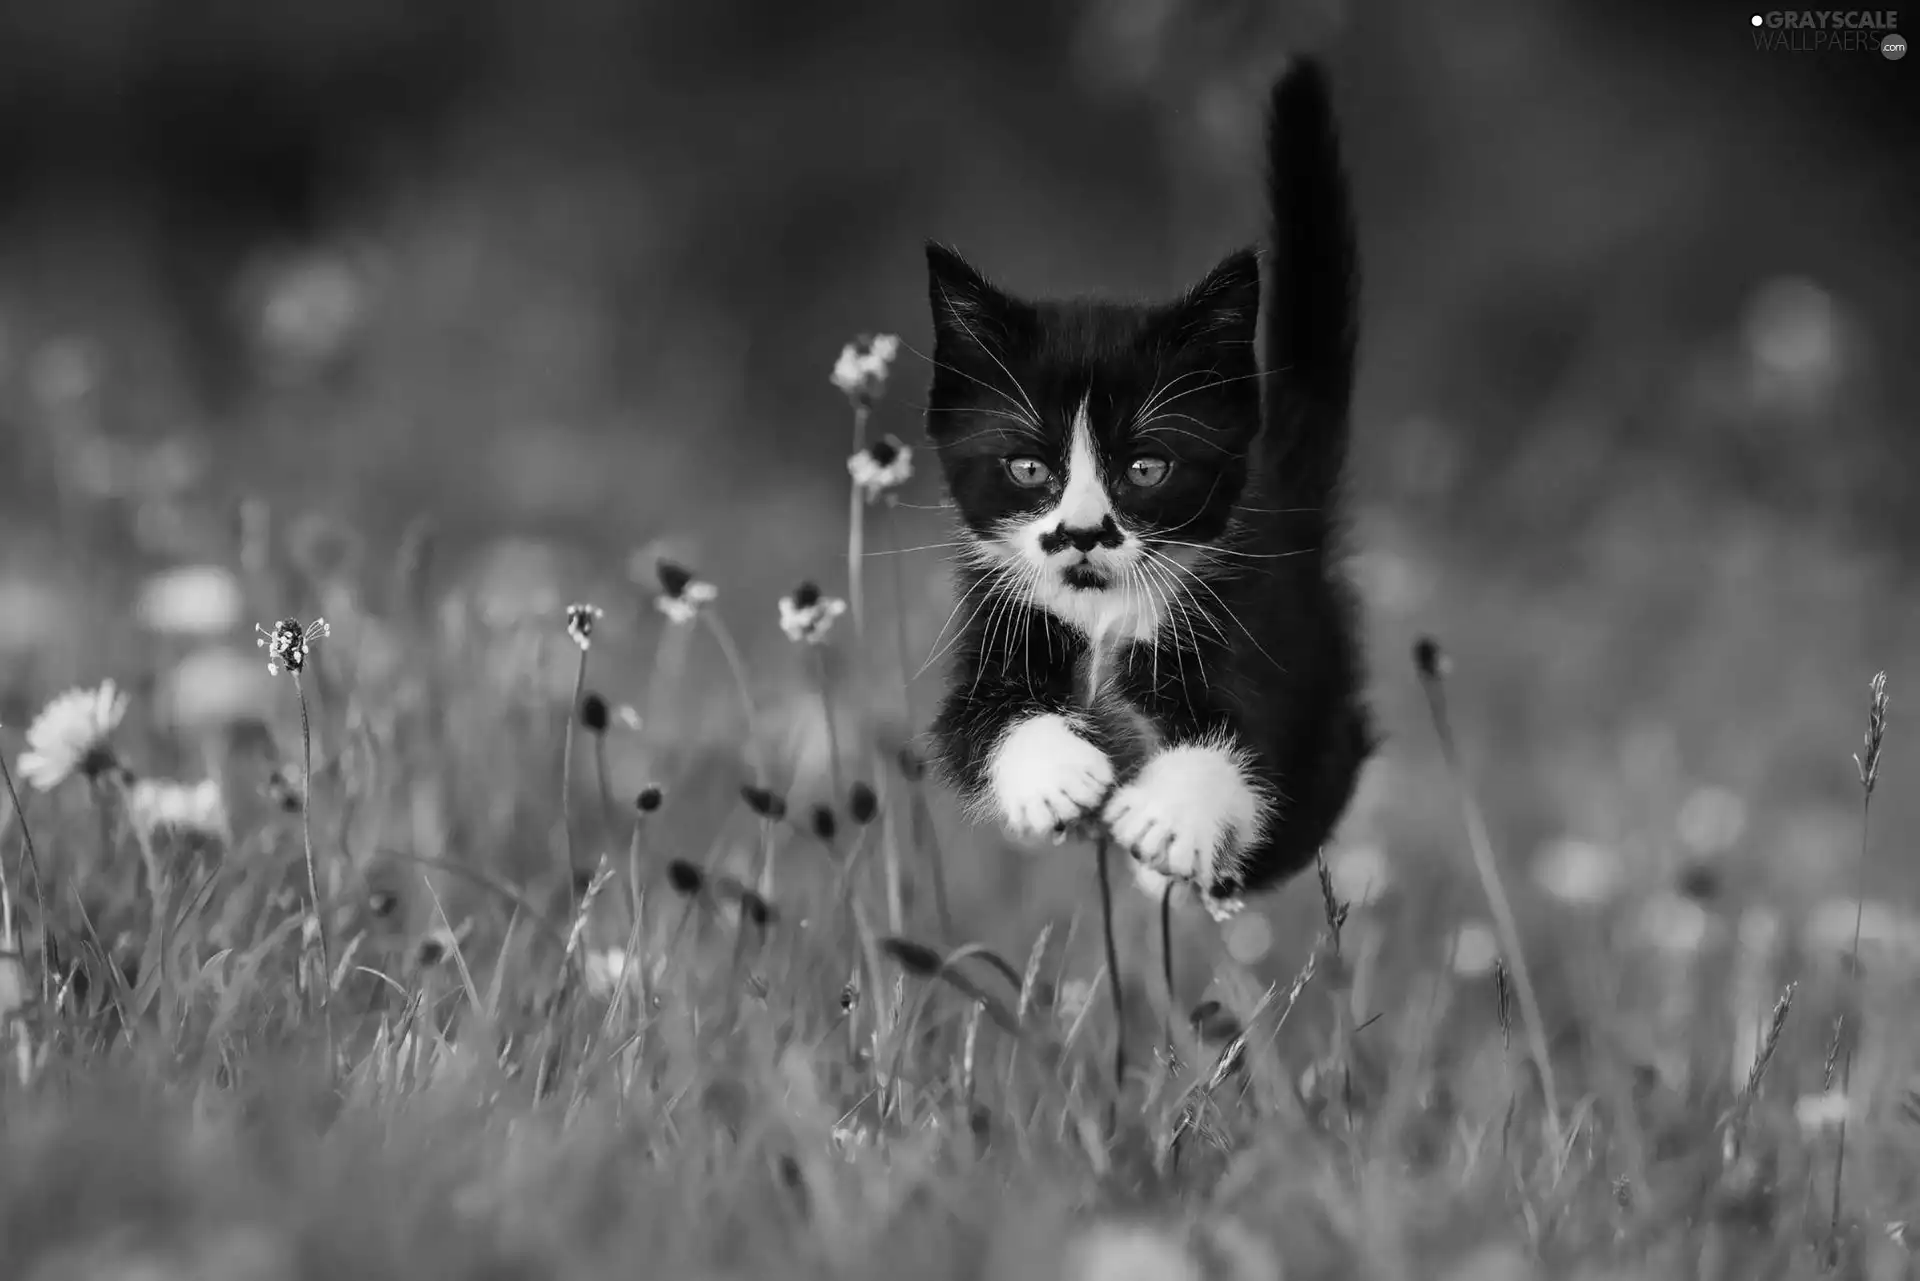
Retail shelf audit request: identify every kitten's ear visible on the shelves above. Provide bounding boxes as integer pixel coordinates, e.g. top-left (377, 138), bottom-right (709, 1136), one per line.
top-left (1162, 247), bottom-right (1262, 352)
top-left (926, 242), bottom-right (1018, 347)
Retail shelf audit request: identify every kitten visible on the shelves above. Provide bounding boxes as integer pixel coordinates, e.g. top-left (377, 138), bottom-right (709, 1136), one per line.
top-left (921, 59), bottom-right (1374, 920)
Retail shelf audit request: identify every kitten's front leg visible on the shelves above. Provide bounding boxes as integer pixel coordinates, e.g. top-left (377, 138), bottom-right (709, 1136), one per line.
top-left (1102, 728), bottom-right (1271, 916)
top-left (931, 678), bottom-right (1114, 846)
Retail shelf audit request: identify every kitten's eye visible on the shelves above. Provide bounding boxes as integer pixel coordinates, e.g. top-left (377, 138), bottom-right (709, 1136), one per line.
top-left (1126, 456), bottom-right (1172, 488)
top-left (1005, 457), bottom-right (1053, 487)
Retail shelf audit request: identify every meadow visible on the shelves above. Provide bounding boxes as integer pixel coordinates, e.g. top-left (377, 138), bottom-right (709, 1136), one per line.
top-left (0, 273), bottom-right (1911, 1281)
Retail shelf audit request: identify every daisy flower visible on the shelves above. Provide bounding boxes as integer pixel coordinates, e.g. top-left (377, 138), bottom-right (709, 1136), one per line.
top-left (17, 680), bottom-right (129, 791)
top-left (1631, 891), bottom-right (1715, 957)
top-left (651, 559), bottom-right (718, 625)
top-left (1447, 920), bottom-right (1502, 978)
top-left (1794, 1090), bottom-right (1856, 1137)
top-left (135, 564), bottom-right (244, 638)
top-left (777, 581), bottom-right (847, 645)
top-left (1325, 841), bottom-right (1395, 908)
top-left (1222, 911), bottom-right (1272, 965)
top-left (1677, 784), bottom-right (1747, 855)
top-left (564, 602), bottom-right (604, 652)
top-left (830, 333), bottom-right (901, 407)
top-left (1064, 1222), bottom-right (1202, 1281)
top-left (1055, 977), bottom-right (1093, 1030)
top-left (124, 777), bottom-right (229, 845)
top-left (255, 618), bottom-right (329, 676)
top-left (847, 435), bottom-right (914, 503)
top-left (1531, 836), bottom-right (1623, 908)
top-left (583, 947), bottom-right (640, 1000)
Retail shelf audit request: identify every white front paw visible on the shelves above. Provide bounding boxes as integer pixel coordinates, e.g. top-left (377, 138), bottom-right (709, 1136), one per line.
top-left (1102, 738), bottom-right (1267, 892)
top-left (988, 713), bottom-right (1114, 843)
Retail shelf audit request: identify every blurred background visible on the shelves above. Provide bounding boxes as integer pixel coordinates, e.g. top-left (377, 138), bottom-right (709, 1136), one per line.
top-left (0, 0), bottom-right (1914, 933)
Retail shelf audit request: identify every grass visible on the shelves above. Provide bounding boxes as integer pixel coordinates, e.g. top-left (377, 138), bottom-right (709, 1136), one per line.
top-left (0, 332), bottom-right (1911, 1281)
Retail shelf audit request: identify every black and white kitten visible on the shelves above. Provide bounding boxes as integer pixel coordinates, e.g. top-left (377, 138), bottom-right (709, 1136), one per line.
top-left (922, 59), bottom-right (1373, 920)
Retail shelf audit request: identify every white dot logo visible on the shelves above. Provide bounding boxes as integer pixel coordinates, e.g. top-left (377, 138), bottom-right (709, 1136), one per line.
top-left (1751, 13), bottom-right (1764, 25)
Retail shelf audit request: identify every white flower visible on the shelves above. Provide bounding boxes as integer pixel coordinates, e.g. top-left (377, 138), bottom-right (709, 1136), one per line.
top-left (564, 602), bottom-right (604, 652)
top-left (1326, 841), bottom-right (1393, 907)
top-left (830, 333), bottom-right (901, 405)
top-left (583, 947), bottom-right (639, 1000)
top-left (1222, 911), bottom-right (1272, 965)
top-left (1794, 1090), bottom-right (1856, 1137)
top-left (777, 583), bottom-right (847, 645)
top-left (1448, 920), bottom-right (1502, 978)
top-left (1677, 785), bottom-right (1747, 855)
top-left (1063, 1222), bottom-right (1202, 1281)
top-left (27, 338), bottom-right (100, 408)
top-left (1737, 905), bottom-right (1781, 955)
top-left (649, 560), bottom-right (718, 625)
top-left (846, 435), bottom-right (914, 502)
top-left (17, 680), bottom-right (129, 791)
top-left (1531, 837), bottom-right (1623, 908)
top-left (1744, 276), bottom-right (1841, 392)
top-left (1056, 977), bottom-right (1093, 1029)
top-left (1631, 891), bottom-right (1715, 957)
top-left (259, 253), bottom-right (366, 369)
top-left (656, 581), bottom-right (717, 625)
top-left (159, 646), bottom-right (277, 731)
top-left (135, 564), bottom-right (244, 638)
top-left (255, 618), bottom-right (329, 676)
top-left (124, 777), bottom-right (229, 844)
top-left (656, 588), bottom-right (715, 626)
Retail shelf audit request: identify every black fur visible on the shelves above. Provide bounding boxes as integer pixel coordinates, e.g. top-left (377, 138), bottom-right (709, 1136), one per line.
top-left (921, 59), bottom-right (1373, 907)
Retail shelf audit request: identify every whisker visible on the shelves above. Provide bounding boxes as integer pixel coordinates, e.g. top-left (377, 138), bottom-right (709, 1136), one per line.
top-left (1145, 546), bottom-right (1283, 676)
top-left (932, 424), bottom-right (1049, 451)
top-left (1156, 540), bottom-right (1310, 564)
top-left (1137, 554), bottom-right (1204, 695)
top-left (925, 405), bottom-right (1048, 432)
top-left (1131, 367), bottom-right (1218, 431)
top-left (929, 292), bottom-right (1046, 430)
top-left (918, 561), bottom-right (1014, 681)
top-left (1229, 503), bottom-right (1323, 516)
top-left (974, 562), bottom-right (1037, 702)
top-left (862, 541), bottom-right (976, 558)
top-left (1134, 418), bottom-right (1219, 449)
top-left (1151, 368), bottom-right (1270, 411)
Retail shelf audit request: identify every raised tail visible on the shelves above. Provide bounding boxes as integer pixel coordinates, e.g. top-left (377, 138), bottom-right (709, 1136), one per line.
top-left (1259, 58), bottom-right (1360, 511)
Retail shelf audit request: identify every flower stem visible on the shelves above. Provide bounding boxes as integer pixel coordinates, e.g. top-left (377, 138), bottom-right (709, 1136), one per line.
top-left (641, 615), bottom-right (691, 784)
top-left (1415, 652), bottom-right (1565, 1163)
top-left (881, 500), bottom-right (951, 938)
top-left (561, 646), bottom-right (589, 918)
top-left (846, 403), bottom-right (870, 646)
top-left (293, 674), bottom-right (335, 1063)
top-left (1095, 833), bottom-right (1126, 1125)
top-left (627, 813), bottom-right (646, 941)
top-left (1833, 674), bottom-right (1889, 1243)
top-left (701, 612), bottom-right (765, 785)
top-left (813, 648), bottom-right (845, 809)
top-left (0, 752), bottom-right (52, 1002)
top-left (592, 733), bottom-right (617, 853)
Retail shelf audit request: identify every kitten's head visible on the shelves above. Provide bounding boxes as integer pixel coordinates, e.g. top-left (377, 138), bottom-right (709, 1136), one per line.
top-left (923, 243), bottom-right (1261, 640)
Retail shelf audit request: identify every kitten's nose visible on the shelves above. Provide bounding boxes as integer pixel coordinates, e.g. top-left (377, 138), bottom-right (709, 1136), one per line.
top-left (1042, 516), bottom-right (1123, 555)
